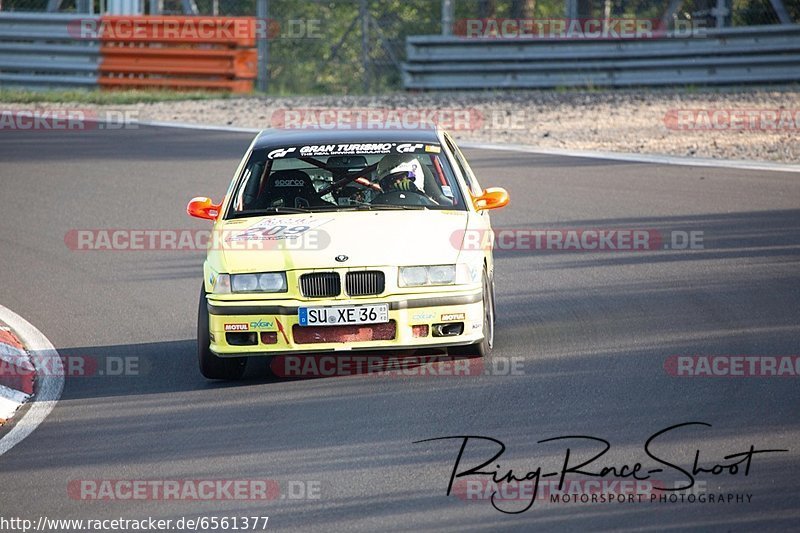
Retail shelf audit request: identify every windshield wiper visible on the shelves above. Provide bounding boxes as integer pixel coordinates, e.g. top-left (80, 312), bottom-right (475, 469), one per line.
top-left (230, 206), bottom-right (311, 218)
top-left (333, 204), bottom-right (428, 211)
top-left (333, 203), bottom-right (374, 211)
top-left (367, 204), bottom-right (428, 210)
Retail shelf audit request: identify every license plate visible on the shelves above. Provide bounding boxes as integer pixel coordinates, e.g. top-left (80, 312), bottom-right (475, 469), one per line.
top-left (298, 304), bottom-right (389, 326)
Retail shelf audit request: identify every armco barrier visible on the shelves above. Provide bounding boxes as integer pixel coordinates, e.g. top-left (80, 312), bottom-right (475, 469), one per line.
top-left (402, 25), bottom-right (800, 89)
top-left (0, 13), bottom-right (100, 88)
top-left (0, 14), bottom-right (257, 93)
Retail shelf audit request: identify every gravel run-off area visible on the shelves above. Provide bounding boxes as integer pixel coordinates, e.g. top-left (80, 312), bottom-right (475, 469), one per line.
top-left (4, 88), bottom-right (799, 164)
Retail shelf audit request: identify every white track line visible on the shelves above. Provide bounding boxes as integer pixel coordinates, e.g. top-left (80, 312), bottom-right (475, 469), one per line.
top-left (0, 304), bottom-right (63, 457)
top-left (459, 141), bottom-right (800, 174)
top-left (135, 119), bottom-right (260, 134)
top-left (131, 119), bottom-right (800, 173)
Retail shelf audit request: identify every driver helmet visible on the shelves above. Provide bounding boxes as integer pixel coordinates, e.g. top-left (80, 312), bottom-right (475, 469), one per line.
top-left (376, 154), bottom-right (425, 192)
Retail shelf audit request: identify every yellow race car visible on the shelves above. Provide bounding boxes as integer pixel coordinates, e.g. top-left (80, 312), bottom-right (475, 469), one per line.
top-left (188, 128), bottom-right (508, 379)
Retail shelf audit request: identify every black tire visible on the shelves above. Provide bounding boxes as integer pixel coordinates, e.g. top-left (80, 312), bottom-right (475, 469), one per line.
top-left (449, 269), bottom-right (494, 358)
top-left (198, 285), bottom-right (247, 380)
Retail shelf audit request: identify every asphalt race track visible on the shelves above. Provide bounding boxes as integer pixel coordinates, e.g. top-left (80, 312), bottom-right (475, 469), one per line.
top-left (1, 126), bottom-right (799, 531)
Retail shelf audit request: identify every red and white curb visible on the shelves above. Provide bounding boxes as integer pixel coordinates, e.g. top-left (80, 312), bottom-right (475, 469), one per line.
top-left (0, 325), bottom-right (33, 424)
top-left (0, 304), bottom-right (63, 456)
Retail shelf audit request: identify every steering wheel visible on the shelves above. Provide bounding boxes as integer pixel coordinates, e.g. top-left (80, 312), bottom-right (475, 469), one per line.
top-left (370, 189), bottom-right (439, 207)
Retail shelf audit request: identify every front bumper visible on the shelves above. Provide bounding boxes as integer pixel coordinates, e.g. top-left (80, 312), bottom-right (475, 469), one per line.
top-left (207, 290), bottom-right (484, 357)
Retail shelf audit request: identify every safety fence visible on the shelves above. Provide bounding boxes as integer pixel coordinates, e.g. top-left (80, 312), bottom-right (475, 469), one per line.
top-left (0, 13), bottom-right (258, 92)
top-left (402, 24), bottom-right (800, 90)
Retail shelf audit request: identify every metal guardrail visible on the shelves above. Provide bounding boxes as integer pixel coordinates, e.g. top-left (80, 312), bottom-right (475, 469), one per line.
top-left (0, 13), bottom-right (100, 88)
top-left (0, 13), bottom-right (257, 92)
top-left (403, 25), bottom-right (800, 89)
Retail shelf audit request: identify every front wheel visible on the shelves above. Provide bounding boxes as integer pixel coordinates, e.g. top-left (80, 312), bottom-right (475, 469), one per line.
top-left (198, 285), bottom-right (247, 380)
top-left (449, 270), bottom-right (494, 358)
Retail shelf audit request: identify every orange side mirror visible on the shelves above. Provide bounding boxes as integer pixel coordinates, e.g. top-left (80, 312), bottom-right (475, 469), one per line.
top-left (473, 187), bottom-right (509, 211)
top-left (187, 197), bottom-right (221, 221)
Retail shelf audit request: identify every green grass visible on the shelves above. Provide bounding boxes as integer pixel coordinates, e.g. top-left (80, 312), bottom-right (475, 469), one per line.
top-left (0, 88), bottom-right (241, 104)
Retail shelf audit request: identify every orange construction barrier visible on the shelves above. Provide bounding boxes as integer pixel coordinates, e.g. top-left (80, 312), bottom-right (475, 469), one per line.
top-left (98, 16), bottom-right (259, 94)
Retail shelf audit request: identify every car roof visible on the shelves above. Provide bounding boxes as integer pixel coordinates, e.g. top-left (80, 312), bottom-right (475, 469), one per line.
top-left (253, 127), bottom-right (441, 150)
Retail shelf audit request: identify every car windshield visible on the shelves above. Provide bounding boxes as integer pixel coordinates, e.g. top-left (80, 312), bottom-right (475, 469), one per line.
top-left (226, 142), bottom-right (467, 218)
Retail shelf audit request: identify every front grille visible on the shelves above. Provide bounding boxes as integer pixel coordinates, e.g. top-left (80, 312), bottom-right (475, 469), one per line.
top-left (292, 321), bottom-right (397, 344)
top-left (299, 272), bottom-right (340, 298)
top-left (346, 271), bottom-right (385, 296)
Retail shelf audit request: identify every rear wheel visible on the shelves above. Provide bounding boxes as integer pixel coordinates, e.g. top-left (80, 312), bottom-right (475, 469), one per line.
top-left (449, 269), bottom-right (494, 358)
top-left (198, 285), bottom-right (247, 380)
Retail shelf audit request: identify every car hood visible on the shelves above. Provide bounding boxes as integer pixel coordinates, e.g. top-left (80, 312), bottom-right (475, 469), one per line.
top-left (218, 210), bottom-right (469, 272)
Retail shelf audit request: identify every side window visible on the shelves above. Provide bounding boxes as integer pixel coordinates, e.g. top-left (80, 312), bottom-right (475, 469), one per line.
top-left (444, 135), bottom-right (482, 197)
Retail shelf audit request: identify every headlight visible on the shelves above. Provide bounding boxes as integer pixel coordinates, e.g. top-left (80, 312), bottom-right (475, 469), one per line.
top-left (257, 272), bottom-right (287, 292)
top-left (400, 266), bottom-right (429, 287)
top-left (399, 265), bottom-right (456, 287)
top-left (220, 272), bottom-right (287, 293)
top-left (232, 274), bottom-right (259, 292)
top-left (428, 265), bottom-right (456, 284)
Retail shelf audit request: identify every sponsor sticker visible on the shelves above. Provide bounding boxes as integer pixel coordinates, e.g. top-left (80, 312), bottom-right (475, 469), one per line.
top-left (227, 216), bottom-right (332, 243)
top-left (265, 143), bottom-right (433, 159)
top-left (224, 324), bottom-right (249, 332)
top-left (396, 143), bottom-right (424, 154)
top-left (299, 143), bottom-right (394, 156)
top-left (274, 179), bottom-right (307, 187)
top-left (267, 147), bottom-right (296, 159)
